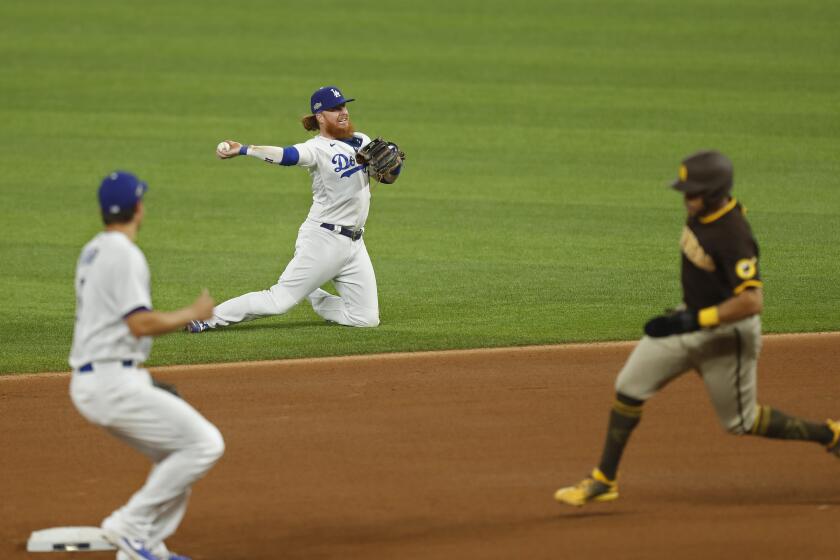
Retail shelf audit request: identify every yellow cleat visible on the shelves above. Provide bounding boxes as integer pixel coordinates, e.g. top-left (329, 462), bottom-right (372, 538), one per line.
top-left (554, 468), bottom-right (619, 507)
top-left (827, 419), bottom-right (840, 457)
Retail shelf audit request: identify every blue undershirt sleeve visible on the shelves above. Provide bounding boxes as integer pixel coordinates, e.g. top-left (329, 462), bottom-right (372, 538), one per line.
top-left (280, 146), bottom-right (300, 166)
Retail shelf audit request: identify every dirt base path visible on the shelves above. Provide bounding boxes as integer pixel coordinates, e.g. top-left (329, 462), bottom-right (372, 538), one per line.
top-left (2, 333), bottom-right (839, 560)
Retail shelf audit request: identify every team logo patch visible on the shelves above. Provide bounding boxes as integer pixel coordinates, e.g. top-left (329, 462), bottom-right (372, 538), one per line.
top-left (679, 164), bottom-right (687, 181)
top-left (736, 257), bottom-right (757, 280)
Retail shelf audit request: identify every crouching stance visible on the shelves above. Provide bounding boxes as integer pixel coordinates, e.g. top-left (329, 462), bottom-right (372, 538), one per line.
top-left (187, 85), bottom-right (405, 333)
top-left (70, 171), bottom-right (224, 559)
top-left (554, 151), bottom-right (840, 507)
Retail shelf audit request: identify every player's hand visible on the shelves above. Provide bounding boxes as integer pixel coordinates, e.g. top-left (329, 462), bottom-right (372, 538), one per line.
top-left (216, 140), bottom-right (242, 159)
top-left (644, 310), bottom-right (699, 337)
top-left (191, 289), bottom-right (215, 320)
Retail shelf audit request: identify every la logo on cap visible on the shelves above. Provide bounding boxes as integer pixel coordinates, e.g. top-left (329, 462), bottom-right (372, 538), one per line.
top-left (331, 88), bottom-right (341, 97)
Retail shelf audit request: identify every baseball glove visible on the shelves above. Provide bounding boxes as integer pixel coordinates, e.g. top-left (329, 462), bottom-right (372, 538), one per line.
top-left (356, 137), bottom-right (405, 181)
top-left (643, 310), bottom-right (700, 338)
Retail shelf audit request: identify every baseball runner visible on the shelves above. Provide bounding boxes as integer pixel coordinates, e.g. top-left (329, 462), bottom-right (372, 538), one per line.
top-left (186, 85), bottom-right (404, 333)
top-left (69, 171), bottom-right (225, 560)
top-left (554, 151), bottom-right (840, 507)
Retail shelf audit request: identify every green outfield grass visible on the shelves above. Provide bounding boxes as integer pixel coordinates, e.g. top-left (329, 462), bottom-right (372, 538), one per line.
top-left (1, 0), bottom-right (838, 373)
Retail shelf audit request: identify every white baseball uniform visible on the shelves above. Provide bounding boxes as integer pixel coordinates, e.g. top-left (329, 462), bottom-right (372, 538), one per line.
top-left (208, 131), bottom-right (380, 328)
top-left (69, 231), bottom-right (224, 552)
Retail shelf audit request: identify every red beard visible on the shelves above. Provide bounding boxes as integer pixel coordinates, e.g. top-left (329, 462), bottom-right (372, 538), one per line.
top-left (323, 117), bottom-right (355, 139)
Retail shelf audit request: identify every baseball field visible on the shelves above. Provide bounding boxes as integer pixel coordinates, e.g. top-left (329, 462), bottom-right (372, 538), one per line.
top-left (1, 0), bottom-right (839, 558)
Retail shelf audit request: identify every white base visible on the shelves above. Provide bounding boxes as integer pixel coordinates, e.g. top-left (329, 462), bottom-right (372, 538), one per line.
top-left (27, 526), bottom-right (116, 552)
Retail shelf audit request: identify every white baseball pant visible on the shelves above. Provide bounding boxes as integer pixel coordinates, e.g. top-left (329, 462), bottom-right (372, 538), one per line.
top-left (69, 363), bottom-right (224, 549)
top-left (210, 220), bottom-right (380, 328)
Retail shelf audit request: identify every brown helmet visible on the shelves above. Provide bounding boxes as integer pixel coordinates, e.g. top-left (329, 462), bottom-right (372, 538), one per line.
top-left (671, 150), bottom-right (734, 204)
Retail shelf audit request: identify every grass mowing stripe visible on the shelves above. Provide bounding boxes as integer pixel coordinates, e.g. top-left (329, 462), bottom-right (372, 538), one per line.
top-left (1, 0), bottom-right (839, 373)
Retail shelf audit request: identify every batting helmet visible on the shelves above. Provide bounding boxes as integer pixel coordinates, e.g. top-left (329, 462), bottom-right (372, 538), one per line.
top-left (671, 150), bottom-right (733, 204)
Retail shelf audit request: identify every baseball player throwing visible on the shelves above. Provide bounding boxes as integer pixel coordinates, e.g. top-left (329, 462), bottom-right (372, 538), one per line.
top-left (186, 85), bottom-right (404, 333)
top-left (70, 171), bottom-right (225, 559)
top-left (554, 151), bottom-right (840, 507)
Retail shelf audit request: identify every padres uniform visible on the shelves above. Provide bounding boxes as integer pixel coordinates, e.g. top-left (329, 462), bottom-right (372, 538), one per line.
top-left (554, 151), bottom-right (840, 507)
top-left (70, 172), bottom-right (224, 558)
top-left (193, 87), bottom-right (386, 332)
top-left (616, 197), bottom-right (762, 433)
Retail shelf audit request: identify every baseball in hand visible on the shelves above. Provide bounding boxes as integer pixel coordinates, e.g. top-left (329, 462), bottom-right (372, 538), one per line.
top-left (217, 141), bottom-right (231, 153)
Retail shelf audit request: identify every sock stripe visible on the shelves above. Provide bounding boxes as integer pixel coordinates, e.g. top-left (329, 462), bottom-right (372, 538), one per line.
top-left (759, 405), bottom-right (771, 435)
top-left (751, 404), bottom-right (763, 434)
top-left (613, 399), bottom-right (643, 418)
top-left (750, 404), bottom-right (772, 435)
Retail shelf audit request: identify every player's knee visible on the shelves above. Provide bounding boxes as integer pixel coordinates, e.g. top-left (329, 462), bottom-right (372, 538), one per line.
top-left (614, 379), bottom-right (646, 402)
top-left (199, 425), bottom-right (225, 464)
top-left (350, 308), bottom-right (379, 328)
top-left (266, 285), bottom-right (299, 315)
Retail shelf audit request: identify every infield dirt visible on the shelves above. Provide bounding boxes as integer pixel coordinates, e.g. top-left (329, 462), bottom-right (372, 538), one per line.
top-left (2, 333), bottom-right (838, 560)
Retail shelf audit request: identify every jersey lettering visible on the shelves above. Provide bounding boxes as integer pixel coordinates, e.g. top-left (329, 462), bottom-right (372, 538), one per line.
top-left (332, 153), bottom-right (364, 178)
top-left (680, 227), bottom-right (715, 272)
top-left (296, 133), bottom-right (372, 225)
top-left (332, 153), bottom-right (353, 172)
top-left (80, 247), bottom-right (99, 265)
top-left (340, 165), bottom-right (367, 178)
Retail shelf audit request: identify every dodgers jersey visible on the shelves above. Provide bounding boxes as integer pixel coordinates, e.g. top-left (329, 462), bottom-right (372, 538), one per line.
top-left (69, 231), bottom-right (153, 368)
top-left (254, 132), bottom-right (372, 229)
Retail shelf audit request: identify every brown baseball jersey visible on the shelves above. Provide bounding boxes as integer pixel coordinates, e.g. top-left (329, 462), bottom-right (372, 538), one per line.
top-left (616, 197), bottom-right (765, 434)
top-left (680, 198), bottom-right (763, 310)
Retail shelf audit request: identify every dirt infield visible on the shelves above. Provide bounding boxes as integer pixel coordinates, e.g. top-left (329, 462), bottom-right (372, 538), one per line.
top-left (2, 333), bottom-right (838, 560)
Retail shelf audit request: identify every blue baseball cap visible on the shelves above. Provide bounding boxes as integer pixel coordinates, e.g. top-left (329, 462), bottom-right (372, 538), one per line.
top-left (98, 171), bottom-right (148, 215)
top-left (310, 85), bottom-right (354, 114)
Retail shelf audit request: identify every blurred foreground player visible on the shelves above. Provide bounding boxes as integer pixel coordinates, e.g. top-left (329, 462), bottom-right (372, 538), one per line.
top-left (69, 171), bottom-right (224, 559)
top-left (554, 151), bottom-right (840, 507)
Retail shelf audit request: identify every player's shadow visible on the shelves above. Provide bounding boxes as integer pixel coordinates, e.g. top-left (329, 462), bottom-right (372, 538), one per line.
top-left (554, 509), bottom-right (628, 520)
top-left (264, 511), bottom-right (628, 555)
top-left (205, 320), bottom-right (331, 332)
top-left (655, 486), bottom-right (840, 507)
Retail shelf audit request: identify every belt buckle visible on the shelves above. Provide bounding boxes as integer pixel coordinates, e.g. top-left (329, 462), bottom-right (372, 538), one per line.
top-left (352, 229), bottom-right (362, 241)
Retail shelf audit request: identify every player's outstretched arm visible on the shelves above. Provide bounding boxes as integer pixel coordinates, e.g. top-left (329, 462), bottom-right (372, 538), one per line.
top-left (216, 140), bottom-right (243, 159)
top-left (215, 140), bottom-right (302, 166)
top-left (125, 289), bottom-right (215, 337)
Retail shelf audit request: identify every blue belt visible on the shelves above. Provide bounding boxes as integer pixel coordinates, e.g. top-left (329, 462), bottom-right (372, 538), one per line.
top-left (320, 223), bottom-right (363, 241)
top-left (77, 360), bottom-right (135, 373)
